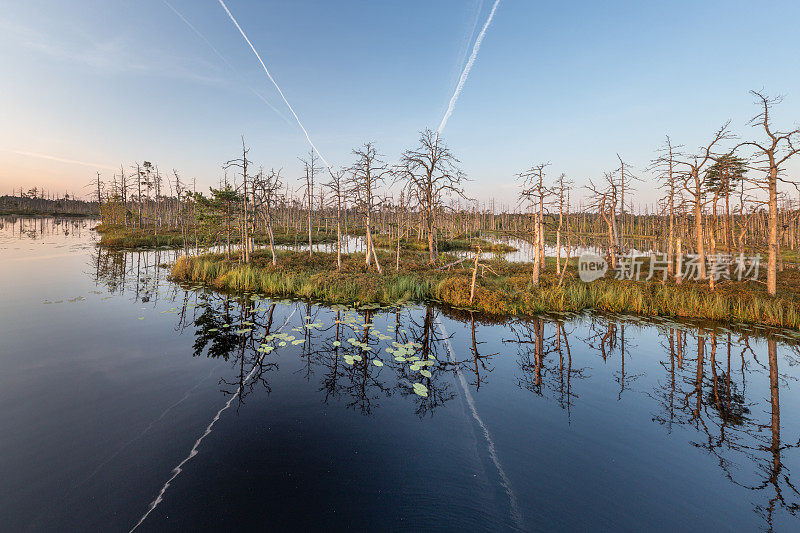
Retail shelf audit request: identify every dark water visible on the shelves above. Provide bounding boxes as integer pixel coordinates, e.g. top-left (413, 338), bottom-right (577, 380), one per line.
top-left (2, 216), bottom-right (800, 532)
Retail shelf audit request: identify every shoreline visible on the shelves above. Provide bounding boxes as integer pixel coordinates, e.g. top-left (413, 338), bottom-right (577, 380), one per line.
top-left (169, 250), bottom-right (800, 329)
top-left (94, 225), bottom-right (518, 253)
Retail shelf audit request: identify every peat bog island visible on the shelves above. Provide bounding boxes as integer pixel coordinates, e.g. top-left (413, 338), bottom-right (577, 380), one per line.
top-left (3, 1), bottom-right (800, 531)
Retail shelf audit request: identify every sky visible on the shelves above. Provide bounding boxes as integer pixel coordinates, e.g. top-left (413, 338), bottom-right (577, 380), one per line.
top-left (1, 0), bottom-right (799, 207)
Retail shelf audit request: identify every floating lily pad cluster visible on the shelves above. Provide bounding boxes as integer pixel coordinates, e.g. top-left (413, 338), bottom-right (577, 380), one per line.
top-left (385, 341), bottom-right (434, 394)
top-left (256, 331), bottom-right (307, 352)
top-left (131, 294), bottom-right (444, 399)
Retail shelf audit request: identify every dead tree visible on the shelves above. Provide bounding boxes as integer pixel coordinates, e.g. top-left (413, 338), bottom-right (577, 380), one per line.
top-left (615, 154), bottom-right (640, 247)
top-left (254, 168), bottom-right (283, 265)
top-left (518, 163), bottom-right (552, 285)
top-left (299, 150), bottom-right (320, 257)
top-left (737, 91), bottom-right (800, 296)
top-left (326, 167), bottom-right (347, 270)
top-left (223, 137), bottom-right (253, 263)
top-left (348, 142), bottom-right (389, 273)
top-left (397, 129), bottom-right (468, 264)
top-left (553, 172), bottom-right (573, 275)
top-left (586, 172), bottom-right (619, 269)
top-left (94, 172), bottom-right (104, 218)
top-left (651, 136), bottom-right (684, 277)
top-left (675, 123), bottom-right (732, 283)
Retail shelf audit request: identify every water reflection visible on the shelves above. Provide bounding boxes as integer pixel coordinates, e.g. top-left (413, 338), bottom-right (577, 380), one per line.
top-left (92, 246), bottom-right (182, 301)
top-left (178, 295), bottom-right (460, 417)
top-left (169, 294), bottom-right (800, 526)
top-left (7, 218), bottom-right (800, 529)
top-left (0, 214), bottom-right (93, 240)
top-left (509, 318), bottom-right (586, 417)
top-left (650, 328), bottom-right (800, 528)
top-left (91, 240), bottom-right (800, 529)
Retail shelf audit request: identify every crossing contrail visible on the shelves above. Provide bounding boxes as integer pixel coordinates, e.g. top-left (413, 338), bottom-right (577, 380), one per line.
top-left (163, 0), bottom-right (293, 127)
top-left (437, 0), bottom-right (501, 135)
top-left (217, 0), bottom-right (332, 171)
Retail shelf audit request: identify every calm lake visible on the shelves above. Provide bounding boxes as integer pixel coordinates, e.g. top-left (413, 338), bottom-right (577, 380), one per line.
top-left (2, 216), bottom-right (800, 531)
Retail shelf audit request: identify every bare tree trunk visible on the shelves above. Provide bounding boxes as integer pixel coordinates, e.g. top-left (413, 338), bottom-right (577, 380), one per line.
top-left (556, 207), bottom-right (563, 275)
top-left (336, 204), bottom-right (342, 270)
top-left (427, 208), bottom-right (436, 264)
top-left (768, 167), bottom-right (778, 295)
top-left (531, 223), bottom-right (541, 286)
top-left (693, 169), bottom-right (706, 280)
top-left (469, 245), bottom-right (482, 304)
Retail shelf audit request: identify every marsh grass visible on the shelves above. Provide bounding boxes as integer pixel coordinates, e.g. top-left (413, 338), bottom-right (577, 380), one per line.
top-left (171, 250), bottom-right (800, 328)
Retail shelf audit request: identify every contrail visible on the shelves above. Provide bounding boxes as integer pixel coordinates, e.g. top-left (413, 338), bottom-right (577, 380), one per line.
top-left (163, 0), bottom-right (293, 127)
top-left (130, 307), bottom-right (297, 532)
top-left (437, 0), bottom-right (501, 135)
top-left (436, 315), bottom-right (523, 530)
top-left (451, 0), bottom-right (484, 89)
top-left (217, 0), bottom-right (332, 171)
top-left (11, 150), bottom-right (116, 171)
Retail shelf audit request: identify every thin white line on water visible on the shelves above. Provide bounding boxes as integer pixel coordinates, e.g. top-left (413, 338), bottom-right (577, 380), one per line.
top-left (130, 307), bottom-right (297, 532)
top-left (437, 0), bottom-right (501, 134)
top-left (436, 314), bottom-right (523, 530)
top-left (76, 367), bottom-right (216, 490)
top-left (218, 0), bottom-right (332, 172)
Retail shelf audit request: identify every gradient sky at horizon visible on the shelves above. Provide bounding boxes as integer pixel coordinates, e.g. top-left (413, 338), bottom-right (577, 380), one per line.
top-left (1, 0), bottom-right (799, 206)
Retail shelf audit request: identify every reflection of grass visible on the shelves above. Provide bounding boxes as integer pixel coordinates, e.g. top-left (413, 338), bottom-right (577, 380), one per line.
top-left (95, 224), bottom-right (336, 249)
top-left (0, 210), bottom-right (94, 218)
top-left (171, 251), bottom-right (800, 328)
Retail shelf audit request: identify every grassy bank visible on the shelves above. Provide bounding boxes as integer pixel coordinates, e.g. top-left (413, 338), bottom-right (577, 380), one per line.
top-left (95, 224), bottom-right (516, 253)
top-left (95, 224), bottom-right (337, 249)
top-left (170, 249), bottom-right (800, 329)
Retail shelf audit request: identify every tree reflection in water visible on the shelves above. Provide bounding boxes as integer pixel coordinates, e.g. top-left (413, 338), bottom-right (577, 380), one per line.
top-left (650, 327), bottom-right (800, 529)
top-left (88, 248), bottom-right (800, 528)
top-left (509, 316), bottom-right (587, 419)
top-left (511, 312), bottom-right (800, 530)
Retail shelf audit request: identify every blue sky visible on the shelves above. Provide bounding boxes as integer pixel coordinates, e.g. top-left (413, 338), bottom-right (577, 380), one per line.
top-left (1, 0), bottom-right (799, 206)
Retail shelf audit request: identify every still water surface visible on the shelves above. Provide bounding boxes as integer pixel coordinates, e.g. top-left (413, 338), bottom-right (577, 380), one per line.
top-left (2, 216), bottom-right (800, 531)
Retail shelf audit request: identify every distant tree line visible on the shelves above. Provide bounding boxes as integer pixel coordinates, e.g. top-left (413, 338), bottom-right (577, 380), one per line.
top-left (1, 190), bottom-right (98, 216)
